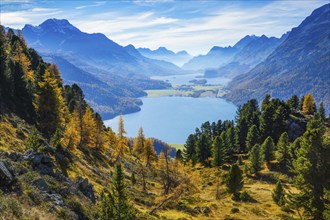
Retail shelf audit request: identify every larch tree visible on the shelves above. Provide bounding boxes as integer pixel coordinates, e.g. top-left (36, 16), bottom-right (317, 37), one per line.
top-left (133, 127), bottom-right (145, 156)
top-left (81, 106), bottom-right (97, 148)
top-left (117, 114), bottom-right (126, 139)
top-left (34, 69), bottom-right (66, 138)
top-left (143, 138), bottom-right (157, 167)
top-left (61, 107), bottom-right (81, 151)
top-left (302, 93), bottom-right (316, 115)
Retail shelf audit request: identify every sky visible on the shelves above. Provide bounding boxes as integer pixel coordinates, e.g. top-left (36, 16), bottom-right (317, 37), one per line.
top-left (0, 0), bottom-right (328, 55)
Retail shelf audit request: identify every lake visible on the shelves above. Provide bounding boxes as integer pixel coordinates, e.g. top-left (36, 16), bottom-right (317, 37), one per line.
top-left (104, 96), bottom-right (237, 144)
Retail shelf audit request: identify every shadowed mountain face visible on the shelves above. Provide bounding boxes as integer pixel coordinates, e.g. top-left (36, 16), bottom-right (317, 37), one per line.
top-left (137, 47), bottom-right (192, 67)
top-left (21, 19), bottom-right (179, 119)
top-left (226, 4), bottom-right (330, 111)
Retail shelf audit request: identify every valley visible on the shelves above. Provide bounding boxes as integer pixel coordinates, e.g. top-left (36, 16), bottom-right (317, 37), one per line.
top-left (0, 1), bottom-right (329, 220)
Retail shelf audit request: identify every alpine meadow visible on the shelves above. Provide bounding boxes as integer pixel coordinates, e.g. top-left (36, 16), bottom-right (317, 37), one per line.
top-left (0, 1), bottom-right (329, 220)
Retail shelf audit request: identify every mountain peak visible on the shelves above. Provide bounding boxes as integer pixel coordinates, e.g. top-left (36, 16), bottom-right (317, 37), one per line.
top-left (39, 18), bottom-right (79, 33)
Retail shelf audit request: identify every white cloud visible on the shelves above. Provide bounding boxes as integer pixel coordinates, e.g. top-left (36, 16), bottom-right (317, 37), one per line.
top-left (75, 1), bottom-right (106, 10)
top-left (1, 7), bottom-right (62, 28)
top-left (1, 0), bottom-right (328, 55)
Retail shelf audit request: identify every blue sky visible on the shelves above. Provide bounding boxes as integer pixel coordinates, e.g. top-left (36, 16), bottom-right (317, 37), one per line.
top-left (0, 0), bottom-right (328, 55)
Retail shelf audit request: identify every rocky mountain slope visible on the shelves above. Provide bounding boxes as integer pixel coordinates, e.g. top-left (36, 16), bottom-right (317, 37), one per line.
top-left (226, 3), bottom-right (330, 110)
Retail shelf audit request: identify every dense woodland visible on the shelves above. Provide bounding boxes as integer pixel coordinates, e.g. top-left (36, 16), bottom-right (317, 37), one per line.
top-left (0, 27), bottom-right (330, 220)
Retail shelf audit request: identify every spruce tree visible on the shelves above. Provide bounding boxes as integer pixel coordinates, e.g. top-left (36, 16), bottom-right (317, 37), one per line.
top-left (261, 136), bottom-right (275, 164)
top-left (25, 126), bottom-right (43, 152)
top-left (249, 144), bottom-right (262, 174)
top-left (226, 163), bottom-right (243, 194)
top-left (246, 125), bottom-right (259, 151)
top-left (272, 180), bottom-right (285, 206)
top-left (276, 132), bottom-right (291, 171)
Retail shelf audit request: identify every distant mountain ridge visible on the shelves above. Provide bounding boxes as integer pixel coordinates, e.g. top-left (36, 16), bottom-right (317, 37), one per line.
top-left (226, 3), bottom-right (330, 111)
top-left (137, 47), bottom-right (192, 67)
top-left (182, 35), bottom-right (258, 71)
top-left (205, 33), bottom-right (288, 78)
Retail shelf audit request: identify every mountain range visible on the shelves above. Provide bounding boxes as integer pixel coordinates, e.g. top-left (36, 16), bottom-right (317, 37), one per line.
top-left (137, 47), bottom-right (192, 67)
top-left (20, 19), bottom-right (182, 119)
top-left (226, 3), bottom-right (330, 111)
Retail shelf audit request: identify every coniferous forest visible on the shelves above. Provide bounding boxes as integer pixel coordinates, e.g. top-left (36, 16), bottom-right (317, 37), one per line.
top-left (1, 2), bottom-right (330, 220)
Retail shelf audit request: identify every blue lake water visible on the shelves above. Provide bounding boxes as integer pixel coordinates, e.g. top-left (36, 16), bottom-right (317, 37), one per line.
top-left (104, 96), bottom-right (237, 144)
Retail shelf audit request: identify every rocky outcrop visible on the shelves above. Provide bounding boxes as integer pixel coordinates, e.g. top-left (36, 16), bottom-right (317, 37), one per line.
top-left (22, 150), bottom-right (55, 176)
top-left (76, 176), bottom-right (96, 203)
top-left (0, 161), bottom-right (14, 186)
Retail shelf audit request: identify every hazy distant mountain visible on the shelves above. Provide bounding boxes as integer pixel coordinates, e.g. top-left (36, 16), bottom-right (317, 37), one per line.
top-left (205, 33), bottom-right (288, 78)
top-left (42, 55), bottom-right (146, 119)
top-left (226, 3), bottom-right (330, 110)
top-left (182, 35), bottom-right (257, 70)
top-left (137, 47), bottom-right (192, 67)
top-left (22, 19), bottom-right (184, 78)
top-left (20, 19), bottom-right (177, 119)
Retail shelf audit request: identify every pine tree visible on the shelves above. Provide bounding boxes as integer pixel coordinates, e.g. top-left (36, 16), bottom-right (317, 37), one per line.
top-left (291, 116), bottom-right (330, 219)
top-left (175, 149), bottom-right (183, 161)
top-left (272, 180), bottom-right (285, 206)
top-left (261, 136), bottom-right (275, 164)
top-left (226, 163), bottom-right (243, 194)
top-left (195, 133), bottom-right (211, 166)
top-left (246, 125), bottom-right (259, 151)
top-left (261, 94), bottom-right (271, 111)
top-left (212, 136), bottom-right (227, 166)
top-left (81, 106), bottom-right (97, 148)
top-left (112, 163), bottom-right (135, 219)
top-left (133, 127), bottom-right (145, 156)
top-left (25, 126), bottom-right (43, 152)
top-left (99, 189), bottom-right (115, 220)
top-left (249, 144), bottom-right (262, 174)
top-left (183, 134), bottom-right (196, 162)
top-left (302, 93), bottom-right (316, 115)
top-left (317, 102), bottom-right (326, 121)
top-left (287, 95), bottom-right (300, 112)
top-left (276, 132), bottom-right (291, 171)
